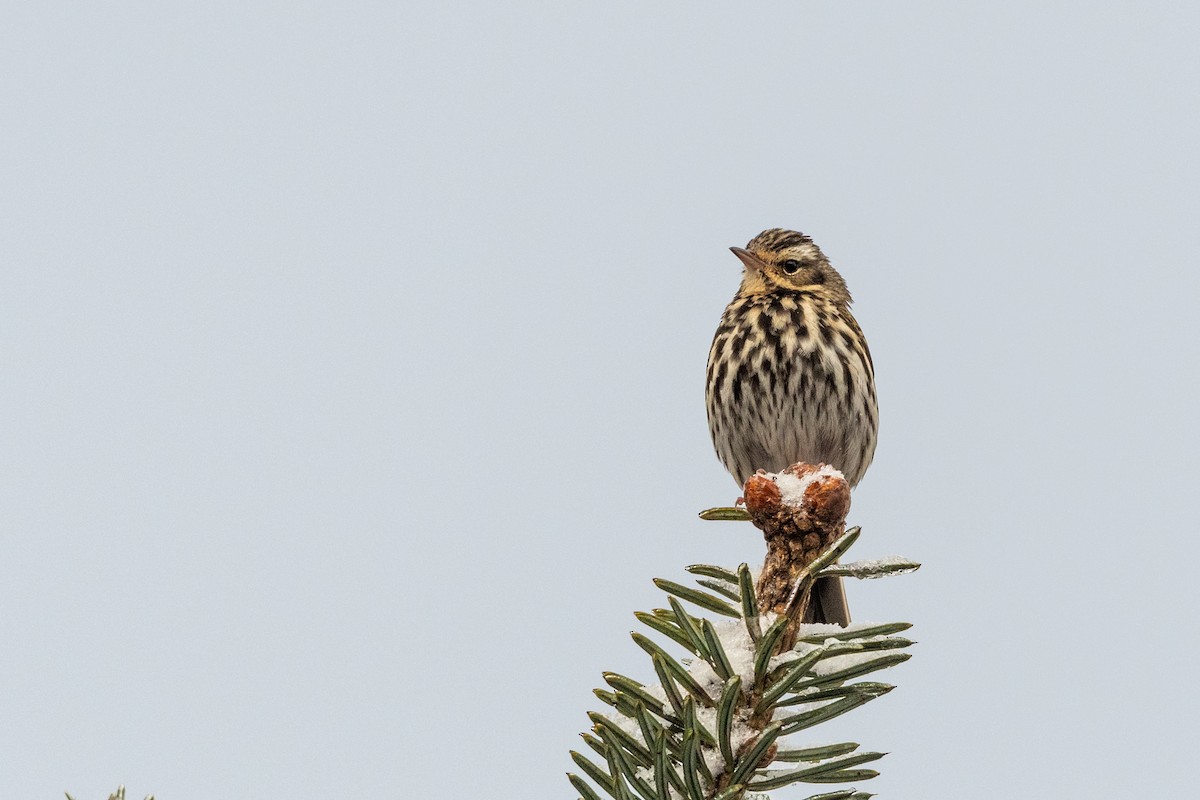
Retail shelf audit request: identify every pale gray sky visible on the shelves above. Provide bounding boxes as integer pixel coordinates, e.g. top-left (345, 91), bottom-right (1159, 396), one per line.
top-left (3, 3), bottom-right (1199, 798)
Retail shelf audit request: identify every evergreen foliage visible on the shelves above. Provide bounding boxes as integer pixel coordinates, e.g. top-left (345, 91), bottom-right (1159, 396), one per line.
top-left (65, 787), bottom-right (153, 800)
top-left (568, 527), bottom-right (917, 800)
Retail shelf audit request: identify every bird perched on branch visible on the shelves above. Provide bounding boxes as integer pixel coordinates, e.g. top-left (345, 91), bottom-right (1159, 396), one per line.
top-left (706, 228), bottom-right (878, 625)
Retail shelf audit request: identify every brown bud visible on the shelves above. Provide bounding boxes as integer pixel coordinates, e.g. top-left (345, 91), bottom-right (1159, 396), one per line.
top-left (805, 475), bottom-right (850, 524)
top-left (742, 473), bottom-right (782, 515)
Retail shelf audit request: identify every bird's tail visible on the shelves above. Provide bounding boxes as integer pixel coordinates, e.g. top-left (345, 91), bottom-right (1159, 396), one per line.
top-left (803, 575), bottom-right (851, 626)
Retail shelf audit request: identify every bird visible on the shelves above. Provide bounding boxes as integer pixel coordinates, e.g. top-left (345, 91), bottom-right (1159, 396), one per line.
top-left (706, 228), bottom-right (878, 626)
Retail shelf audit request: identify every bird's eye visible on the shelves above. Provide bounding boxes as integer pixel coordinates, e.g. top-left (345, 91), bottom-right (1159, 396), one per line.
top-left (781, 259), bottom-right (802, 274)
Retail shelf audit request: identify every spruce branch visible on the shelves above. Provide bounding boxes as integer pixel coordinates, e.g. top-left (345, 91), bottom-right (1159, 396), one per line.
top-left (568, 463), bottom-right (920, 800)
top-left (66, 788), bottom-right (154, 800)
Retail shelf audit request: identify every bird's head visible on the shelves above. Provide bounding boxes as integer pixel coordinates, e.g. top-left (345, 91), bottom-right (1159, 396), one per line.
top-left (731, 228), bottom-right (851, 304)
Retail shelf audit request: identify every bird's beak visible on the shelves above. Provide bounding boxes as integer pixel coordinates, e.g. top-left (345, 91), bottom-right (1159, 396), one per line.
top-left (730, 246), bottom-right (768, 273)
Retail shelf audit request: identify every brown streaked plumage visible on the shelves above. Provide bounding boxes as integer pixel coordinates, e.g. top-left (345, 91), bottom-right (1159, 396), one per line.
top-left (706, 228), bottom-right (878, 626)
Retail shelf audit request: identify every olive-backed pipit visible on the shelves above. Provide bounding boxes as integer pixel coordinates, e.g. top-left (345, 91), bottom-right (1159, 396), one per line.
top-left (706, 228), bottom-right (878, 625)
